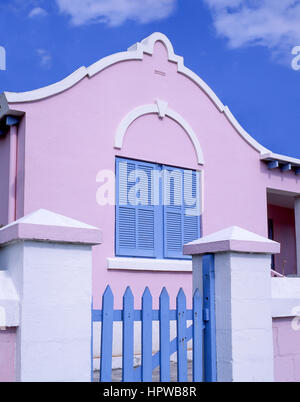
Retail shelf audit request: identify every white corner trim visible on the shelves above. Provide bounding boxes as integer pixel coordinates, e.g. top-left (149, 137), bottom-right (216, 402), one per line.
top-left (114, 101), bottom-right (204, 165)
top-left (4, 31), bottom-right (270, 156)
top-left (107, 257), bottom-right (192, 272)
top-left (272, 277), bottom-right (300, 317)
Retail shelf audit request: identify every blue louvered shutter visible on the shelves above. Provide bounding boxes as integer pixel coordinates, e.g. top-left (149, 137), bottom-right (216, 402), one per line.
top-left (163, 166), bottom-right (200, 259)
top-left (116, 158), bottom-right (158, 257)
top-left (183, 170), bottom-right (201, 245)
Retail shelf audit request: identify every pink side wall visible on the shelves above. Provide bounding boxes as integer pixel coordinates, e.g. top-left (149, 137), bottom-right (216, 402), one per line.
top-left (0, 328), bottom-right (16, 382)
top-left (268, 205), bottom-right (297, 275)
top-left (0, 134), bottom-right (10, 226)
top-left (273, 318), bottom-right (300, 382)
top-left (4, 40), bottom-right (300, 308)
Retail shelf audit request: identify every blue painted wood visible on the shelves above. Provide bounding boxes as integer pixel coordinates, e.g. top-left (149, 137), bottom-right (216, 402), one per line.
top-left (6, 116), bottom-right (20, 126)
top-left (281, 163), bottom-right (292, 172)
top-left (93, 308), bottom-right (194, 322)
top-left (296, 167), bottom-right (300, 175)
top-left (122, 286), bottom-right (134, 382)
top-left (193, 289), bottom-right (203, 382)
top-left (176, 288), bottom-right (187, 382)
top-left (116, 158), bottom-right (158, 258)
top-left (100, 286), bottom-right (114, 382)
top-left (141, 287), bottom-right (153, 382)
top-left (203, 254), bottom-right (217, 382)
top-left (159, 287), bottom-right (170, 381)
top-left (267, 160), bottom-right (279, 169)
top-left (163, 167), bottom-right (200, 260)
top-left (134, 324), bottom-right (197, 379)
top-left (94, 285), bottom-right (210, 383)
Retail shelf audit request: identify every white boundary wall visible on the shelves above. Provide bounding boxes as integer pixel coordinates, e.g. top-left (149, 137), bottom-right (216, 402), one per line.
top-left (0, 209), bottom-right (101, 382)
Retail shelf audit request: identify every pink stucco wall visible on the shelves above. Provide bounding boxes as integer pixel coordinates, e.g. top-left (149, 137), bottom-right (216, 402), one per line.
top-left (273, 317), bottom-right (300, 382)
top-left (0, 328), bottom-right (16, 382)
top-left (2, 39), bottom-right (300, 308)
top-left (268, 205), bottom-right (297, 275)
top-left (0, 133), bottom-right (10, 226)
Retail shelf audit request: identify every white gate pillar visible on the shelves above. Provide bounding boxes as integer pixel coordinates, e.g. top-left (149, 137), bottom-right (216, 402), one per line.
top-left (184, 226), bottom-right (280, 382)
top-left (0, 209), bottom-right (101, 382)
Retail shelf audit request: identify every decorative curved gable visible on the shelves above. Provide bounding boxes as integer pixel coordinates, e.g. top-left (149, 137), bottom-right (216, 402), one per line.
top-left (3, 32), bottom-right (270, 154)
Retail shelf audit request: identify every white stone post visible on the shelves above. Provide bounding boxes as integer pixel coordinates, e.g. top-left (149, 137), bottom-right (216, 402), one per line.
top-left (0, 209), bottom-right (101, 382)
top-left (295, 197), bottom-right (300, 276)
top-left (184, 226), bottom-right (280, 382)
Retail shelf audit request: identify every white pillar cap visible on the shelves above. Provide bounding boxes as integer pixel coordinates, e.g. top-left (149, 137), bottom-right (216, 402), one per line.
top-left (0, 209), bottom-right (102, 246)
top-left (184, 226), bottom-right (280, 255)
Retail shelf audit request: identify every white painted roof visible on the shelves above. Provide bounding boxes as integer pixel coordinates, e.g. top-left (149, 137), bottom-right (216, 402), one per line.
top-left (0, 209), bottom-right (98, 230)
top-left (187, 226), bottom-right (277, 245)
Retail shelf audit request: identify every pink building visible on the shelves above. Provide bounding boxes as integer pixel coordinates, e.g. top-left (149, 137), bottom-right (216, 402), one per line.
top-left (1, 32), bottom-right (300, 382)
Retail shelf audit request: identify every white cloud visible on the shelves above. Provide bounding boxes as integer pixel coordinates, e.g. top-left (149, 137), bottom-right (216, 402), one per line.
top-left (36, 49), bottom-right (52, 68)
top-left (56, 0), bottom-right (176, 26)
top-left (204, 0), bottom-right (300, 56)
top-left (29, 7), bottom-right (48, 18)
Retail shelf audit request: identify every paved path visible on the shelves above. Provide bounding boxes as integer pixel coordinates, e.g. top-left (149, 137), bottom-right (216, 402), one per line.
top-left (94, 361), bottom-right (193, 382)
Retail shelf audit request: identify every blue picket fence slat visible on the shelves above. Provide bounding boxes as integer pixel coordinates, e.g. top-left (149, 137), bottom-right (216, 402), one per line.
top-left (94, 262), bottom-right (216, 383)
top-left (141, 287), bottom-right (152, 382)
top-left (100, 286), bottom-right (114, 382)
top-left (176, 288), bottom-right (187, 382)
top-left (159, 287), bottom-right (170, 382)
top-left (122, 287), bottom-right (134, 382)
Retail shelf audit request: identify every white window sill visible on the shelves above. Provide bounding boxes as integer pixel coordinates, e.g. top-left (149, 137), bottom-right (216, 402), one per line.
top-left (107, 257), bottom-right (192, 272)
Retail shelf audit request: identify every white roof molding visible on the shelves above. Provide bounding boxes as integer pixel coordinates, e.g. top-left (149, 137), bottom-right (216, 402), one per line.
top-left (4, 67), bottom-right (88, 104)
top-left (114, 100), bottom-right (204, 165)
top-left (3, 32), bottom-right (272, 155)
top-left (261, 152), bottom-right (300, 167)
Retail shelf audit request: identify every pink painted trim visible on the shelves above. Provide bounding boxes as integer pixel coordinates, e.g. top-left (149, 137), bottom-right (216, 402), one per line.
top-left (0, 222), bottom-right (102, 246)
top-left (184, 239), bottom-right (280, 255)
top-left (8, 125), bottom-right (17, 223)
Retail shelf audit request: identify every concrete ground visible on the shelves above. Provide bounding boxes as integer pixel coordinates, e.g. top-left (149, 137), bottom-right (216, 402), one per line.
top-left (93, 361), bottom-right (193, 382)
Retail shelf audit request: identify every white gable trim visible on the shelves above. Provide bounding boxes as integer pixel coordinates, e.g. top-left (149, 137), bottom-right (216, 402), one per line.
top-left (3, 32), bottom-right (270, 155)
top-left (114, 100), bottom-right (204, 165)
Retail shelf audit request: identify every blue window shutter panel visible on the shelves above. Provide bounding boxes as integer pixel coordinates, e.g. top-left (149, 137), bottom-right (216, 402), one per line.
top-left (163, 167), bottom-right (201, 259)
top-left (183, 170), bottom-right (201, 244)
top-left (116, 158), bottom-right (158, 257)
top-left (163, 166), bottom-right (184, 258)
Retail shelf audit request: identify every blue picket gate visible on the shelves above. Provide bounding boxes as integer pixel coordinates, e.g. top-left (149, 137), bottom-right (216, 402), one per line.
top-left (92, 254), bottom-right (217, 382)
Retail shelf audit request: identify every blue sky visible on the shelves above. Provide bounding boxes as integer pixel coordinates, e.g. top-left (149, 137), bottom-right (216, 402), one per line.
top-left (0, 0), bottom-right (300, 158)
